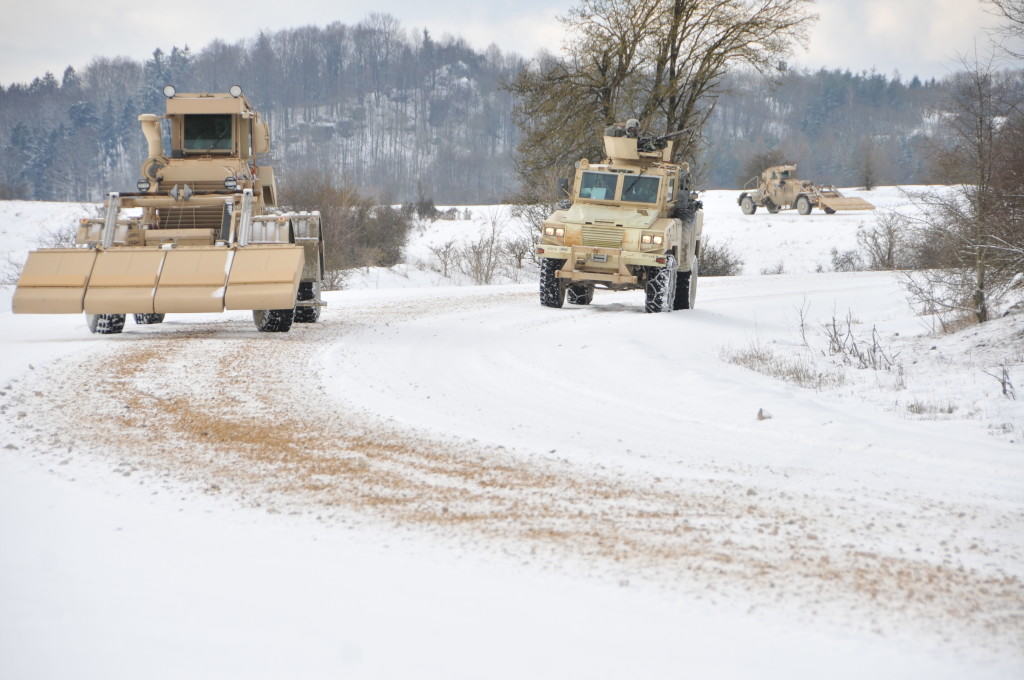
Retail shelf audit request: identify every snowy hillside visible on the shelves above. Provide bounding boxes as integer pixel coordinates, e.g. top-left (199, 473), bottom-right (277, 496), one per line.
top-left (1, 189), bottom-right (1022, 680)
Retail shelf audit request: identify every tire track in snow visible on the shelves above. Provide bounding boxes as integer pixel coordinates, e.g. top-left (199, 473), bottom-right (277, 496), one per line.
top-left (6, 290), bottom-right (1023, 655)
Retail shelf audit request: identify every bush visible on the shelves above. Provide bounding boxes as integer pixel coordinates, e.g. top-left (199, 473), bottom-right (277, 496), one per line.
top-left (278, 171), bottom-right (413, 275)
top-left (857, 212), bottom-right (909, 270)
top-left (699, 239), bottom-right (744, 276)
top-left (830, 248), bottom-right (863, 272)
top-left (725, 342), bottom-right (843, 390)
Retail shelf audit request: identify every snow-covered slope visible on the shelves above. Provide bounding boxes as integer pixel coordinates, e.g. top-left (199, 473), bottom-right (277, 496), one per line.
top-left (0, 190), bottom-right (1021, 679)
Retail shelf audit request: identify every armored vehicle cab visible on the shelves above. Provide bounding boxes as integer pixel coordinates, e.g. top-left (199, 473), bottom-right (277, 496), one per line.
top-left (12, 86), bottom-right (324, 333)
top-left (536, 133), bottom-right (703, 312)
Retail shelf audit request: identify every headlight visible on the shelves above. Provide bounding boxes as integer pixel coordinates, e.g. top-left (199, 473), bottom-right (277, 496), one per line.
top-left (653, 235), bottom-right (664, 245)
top-left (163, 85), bottom-right (176, 98)
top-left (224, 176), bottom-right (238, 190)
top-left (555, 228), bottom-right (564, 237)
top-left (544, 226), bottom-right (555, 236)
top-left (641, 234), bottom-right (652, 244)
top-left (136, 179), bottom-right (151, 192)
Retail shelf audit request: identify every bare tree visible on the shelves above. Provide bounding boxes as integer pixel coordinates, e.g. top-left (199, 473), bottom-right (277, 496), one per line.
top-left (427, 240), bottom-right (458, 278)
top-left (903, 56), bottom-right (1024, 323)
top-left (986, 0), bottom-right (1024, 58)
top-left (509, 0), bottom-right (816, 194)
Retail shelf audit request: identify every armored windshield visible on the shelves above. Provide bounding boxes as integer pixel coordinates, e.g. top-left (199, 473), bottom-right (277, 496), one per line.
top-left (621, 175), bottom-right (660, 204)
top-left (579, 171), bottom-right (618, 201)
top-left (184, 114), bottom-right (233, 152)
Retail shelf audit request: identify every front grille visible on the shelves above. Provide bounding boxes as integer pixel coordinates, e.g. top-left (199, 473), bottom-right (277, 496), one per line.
top-left (582, 223), bottom-right (623, 248)
top-left (157, 206), bottom-right (226, 230)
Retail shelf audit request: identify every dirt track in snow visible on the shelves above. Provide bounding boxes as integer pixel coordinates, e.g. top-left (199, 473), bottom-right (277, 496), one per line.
top-left (6, 291), bottom-right (1023, 653)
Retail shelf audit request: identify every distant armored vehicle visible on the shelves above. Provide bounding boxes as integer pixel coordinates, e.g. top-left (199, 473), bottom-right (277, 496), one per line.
top-left (738, 164), bottom-right (875, 215)
top-left (536, 128), bottom-right (703, 312)
top-left (12, 86), bottom-right (324, 333)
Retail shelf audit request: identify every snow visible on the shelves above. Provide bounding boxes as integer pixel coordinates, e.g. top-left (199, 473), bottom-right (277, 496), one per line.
top-left (1, 191), bottom-right (1022, 679)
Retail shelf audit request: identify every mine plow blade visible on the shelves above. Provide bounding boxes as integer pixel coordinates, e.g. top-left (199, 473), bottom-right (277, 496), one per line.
top-left (224, 245), bottom-right (304, 310)
top-left (154, 247), bottom-right (233, 313)
top-left (12, 249), bottom-right (98, 313)
top-left (84, 248), bottom-right (166, 314)
top-left (818, 195), bottom-right (875, 212)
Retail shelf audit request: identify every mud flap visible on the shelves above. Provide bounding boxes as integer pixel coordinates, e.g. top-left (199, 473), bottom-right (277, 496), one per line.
top-left (224, 245), bottom-right (304, 311)
top-left (83, 249), bottom-right (166, 314)
top-left (153, 248), bottom-right (232, 313)
top-left (12, 249), bottom-right (98, 313)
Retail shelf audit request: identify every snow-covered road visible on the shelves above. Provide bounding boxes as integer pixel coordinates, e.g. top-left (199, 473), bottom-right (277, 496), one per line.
top-left (2, 272), bottom-right (1022, 679)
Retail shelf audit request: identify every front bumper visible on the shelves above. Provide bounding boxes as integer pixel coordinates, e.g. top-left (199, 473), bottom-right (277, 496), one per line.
top-left (536, 244), bottom-right (665, 285)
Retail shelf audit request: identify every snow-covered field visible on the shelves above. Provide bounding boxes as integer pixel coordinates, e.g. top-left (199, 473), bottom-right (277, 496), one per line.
top-left (1, 189), bottom-right (1022, 679)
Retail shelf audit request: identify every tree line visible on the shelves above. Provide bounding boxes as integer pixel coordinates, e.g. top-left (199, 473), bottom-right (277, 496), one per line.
top-left (0, 10), bottom-right (1014, 205)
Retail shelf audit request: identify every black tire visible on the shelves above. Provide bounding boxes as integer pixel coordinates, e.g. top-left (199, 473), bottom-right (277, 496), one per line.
top-left (134, 313), bottom-right (165, 324)
top-left (253, 308), bottom-right (294, 332)
top-left (87, 313), bottom-right (126, 334)
top-left (539, 258), bottom-right (566, 308)
top-left (644, 254), bottom-right (677, 313)
top-left (796, 195), bottom-right (812, 215)
top-left (566, 283), bottom-right (594, 305)
top-left (673, 260), bottom-right (698, 310)
top-left (740, 195), bottom-right (757, 215)
top-left (765, 199), bottom-right (780, 214)
top-left (823, 206), bottom-right (836, 215)
top-left (293, 281), bottom-right (321, 323)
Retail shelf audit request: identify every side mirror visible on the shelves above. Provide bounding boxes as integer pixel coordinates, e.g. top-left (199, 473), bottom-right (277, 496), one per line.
top-left (557, 177), bottom-right (570, 197)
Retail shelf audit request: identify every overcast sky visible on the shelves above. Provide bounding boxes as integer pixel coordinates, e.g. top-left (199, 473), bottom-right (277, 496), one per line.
top-left (0, 0), bottom-right (1019, 86)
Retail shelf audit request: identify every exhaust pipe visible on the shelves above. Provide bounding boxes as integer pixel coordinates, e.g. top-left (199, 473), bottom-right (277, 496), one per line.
top-left (138, 114), bottom-right (163, 158)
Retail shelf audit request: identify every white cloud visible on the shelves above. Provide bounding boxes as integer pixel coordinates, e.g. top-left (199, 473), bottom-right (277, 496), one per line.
top-left (799, 0), bottom-right (1012, 78)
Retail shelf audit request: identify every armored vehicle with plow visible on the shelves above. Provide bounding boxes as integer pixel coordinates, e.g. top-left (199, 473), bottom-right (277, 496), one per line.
top-left (12, 86), bottom-right (324, 333)
top-left (536, 128), bottom-right (703, 312)
top-left (738, 164), bottom-right (875, 215)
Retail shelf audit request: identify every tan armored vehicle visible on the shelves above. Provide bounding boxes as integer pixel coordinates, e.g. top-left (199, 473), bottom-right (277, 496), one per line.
top-left (12, 85), bottom-right (324, 333)
top-left (537, 130), bottom-right (703, 312)
top-left (738, 164), bottom-right (875, 215)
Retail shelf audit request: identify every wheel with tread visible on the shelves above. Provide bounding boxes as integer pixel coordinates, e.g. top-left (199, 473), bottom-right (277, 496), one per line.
top-left (293, 281), bottom-right (321, 323)
top-left (673, 260), bottom-right (698, 310)
top-left (796, 195), bottom-right (812, 215)
top-left (566, 283), bottom-right (594, 305)
top-left (87, 313), bottom-right (126, 334)
top-left (740, 195), bottom-right (757, 215)
top-left (539, 258), bottom-right (566, 308)
top-left (765, 199), bottom-right (780, 214)
top-left (644, 254), bottom-right (677, 313)
top-left (134, 313), bottom-right (165, 325)
top-left (253, 308), bottom-right (295, 332)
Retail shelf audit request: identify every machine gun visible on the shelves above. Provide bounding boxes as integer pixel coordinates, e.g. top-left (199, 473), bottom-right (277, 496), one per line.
top-left (637, 127), bottom-right (691, 153)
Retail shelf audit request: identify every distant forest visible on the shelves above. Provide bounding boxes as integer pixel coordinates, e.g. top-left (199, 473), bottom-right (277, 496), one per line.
top-left (0, 14), bottom-right (976, 203)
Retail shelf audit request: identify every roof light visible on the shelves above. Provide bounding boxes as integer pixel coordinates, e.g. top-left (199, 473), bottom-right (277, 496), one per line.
top-left (229, 85), bottom-right (242, 98)
top-left (163, 85), bottom-right (176, 98)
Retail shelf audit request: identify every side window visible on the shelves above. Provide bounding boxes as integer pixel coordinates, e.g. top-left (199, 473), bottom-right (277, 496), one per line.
top-left (579, 172), bottom-right (619, 201)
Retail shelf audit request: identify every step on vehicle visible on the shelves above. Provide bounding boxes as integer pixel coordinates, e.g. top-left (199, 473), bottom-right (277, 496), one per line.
top-left (12, 86), bottom-right (325, 334)
top-left (537, 126), bottom-right (703, 312)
